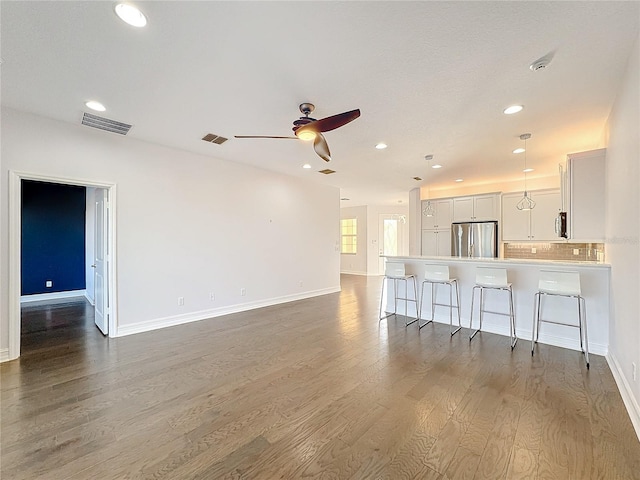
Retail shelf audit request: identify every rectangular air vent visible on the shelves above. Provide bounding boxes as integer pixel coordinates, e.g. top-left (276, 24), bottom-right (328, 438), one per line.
top-left (318, 169), bottom-right (336, 175)
top-left (413, 177), bottom-right (422, 181)
top-left (81, 112), bottom-right (131, 135)
top-left (202, 133), bottom-right (228, 145)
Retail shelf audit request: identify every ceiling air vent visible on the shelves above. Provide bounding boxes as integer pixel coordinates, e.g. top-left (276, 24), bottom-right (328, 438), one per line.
top-left (82, 112), bottom-right (132, 135)
top-left (413, 177), bottom-right (422, 181)
top-left (318, 169), bottom-right (336, 175)
top-left (202, 133), bottom-right (228, 145)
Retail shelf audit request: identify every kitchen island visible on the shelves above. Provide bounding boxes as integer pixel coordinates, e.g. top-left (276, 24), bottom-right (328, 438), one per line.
top-left (381, 255), bottom-right (610, 355)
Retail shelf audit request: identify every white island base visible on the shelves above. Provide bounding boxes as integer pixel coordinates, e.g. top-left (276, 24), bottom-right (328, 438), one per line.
top-left (381, 256), bottom-right (610, 356)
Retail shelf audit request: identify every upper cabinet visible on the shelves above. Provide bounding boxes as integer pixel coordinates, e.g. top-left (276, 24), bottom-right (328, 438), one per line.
top-left (502, 189), bottom-right (561, 241)
top-left (453, 193), bottom-right (499, 222)
top-left (567, 149), bottom-right (605, 241)
top-left (422, 198), bottom-right (453, 230)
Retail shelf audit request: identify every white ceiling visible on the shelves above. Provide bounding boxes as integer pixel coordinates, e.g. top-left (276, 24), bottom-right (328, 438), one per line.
top-left (2, 1), bottom-right (638, 206)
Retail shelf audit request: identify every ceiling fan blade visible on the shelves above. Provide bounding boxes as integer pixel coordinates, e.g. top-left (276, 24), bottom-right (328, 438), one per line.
top-left (234, 135), bottom-right (298, 139)
top-left (314, 133), bottom-right (331, 162)
top-left (297, 109), bottom-right (360, 135)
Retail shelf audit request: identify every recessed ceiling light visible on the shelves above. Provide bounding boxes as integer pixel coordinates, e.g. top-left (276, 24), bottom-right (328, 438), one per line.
top-left (85, 100), bottom-right (106, 112)
top-left (375, 143), bottom-right (387, 150)
top-left (513, 148), bottom-right (525, 154)
top-left (432, 164), bottom-right (442, 169)
top-left (503, 105), bottom-right (523, 115)
top-left (455, 178), bottom-right (464, 182)
top-left (115, 3), bottom-right (147, 27)
top-left (302, 164), bottom-right (311, 169)
top-left (523, 168), bottom-right (534, 173)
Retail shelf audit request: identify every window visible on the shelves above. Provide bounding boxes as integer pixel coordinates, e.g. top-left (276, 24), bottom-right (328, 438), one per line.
top-left (341, 218), bottom-right (357, 254)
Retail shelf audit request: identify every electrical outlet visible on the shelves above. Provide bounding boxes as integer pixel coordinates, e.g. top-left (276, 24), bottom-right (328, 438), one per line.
top-left (531, 248), bottom-right (537, 254)
top-left (240, 288), bottom-right (246, 296)
top-left (209, 292), bottom-right (215, 301)
top-left (177, 297), bottom-right (184, 306)
top-left (633, 362), bottom-right (637, 381)
top-left (573, 249), bottom-right (580, 255)
top-left (45, 280), bottom-right (53, 288)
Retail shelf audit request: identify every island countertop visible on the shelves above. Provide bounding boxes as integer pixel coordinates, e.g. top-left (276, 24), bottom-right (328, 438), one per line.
top-left (379, 255), bottom-right (610, 356)
top-left (382, 254), bottom-right (610, 269)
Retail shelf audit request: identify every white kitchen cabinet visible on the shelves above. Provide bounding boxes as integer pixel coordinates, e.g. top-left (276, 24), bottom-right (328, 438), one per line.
top-left (422, 198), bottom-right (453, 256)
top-left (567, 149), bottom-right (605, 241)
top-left (421, 198), bottom-right (453, 230)
top-left (502, 190), bottom-right (561, 241)
top-left (421, 229), bottom-right (451, 256)
top-left (453, 194), bottom-right (499, 222)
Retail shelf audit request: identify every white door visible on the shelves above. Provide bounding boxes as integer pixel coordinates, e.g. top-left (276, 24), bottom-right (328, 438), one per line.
top-left (378, 215), bottom-right (403, 274)
top-left (94, 189), bottom-right (108, 335)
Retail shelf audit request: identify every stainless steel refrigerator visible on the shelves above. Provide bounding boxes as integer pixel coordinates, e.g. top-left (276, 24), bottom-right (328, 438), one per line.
top-left (451, 221), bottom-right (498, 258)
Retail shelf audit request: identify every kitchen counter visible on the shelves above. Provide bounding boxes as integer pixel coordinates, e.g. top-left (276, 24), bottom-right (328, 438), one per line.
top-left (386, 254), bottom-right (610, 268)
top-left (381, 255), bottom-right (610, 355)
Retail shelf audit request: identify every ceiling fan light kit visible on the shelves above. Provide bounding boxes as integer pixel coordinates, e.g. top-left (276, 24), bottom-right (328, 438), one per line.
top-left (234, 103), bottom-right (360, 163)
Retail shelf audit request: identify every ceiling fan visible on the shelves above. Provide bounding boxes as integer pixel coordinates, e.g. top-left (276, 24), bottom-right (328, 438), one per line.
top-left (234, 103), bottom-right (360, 162)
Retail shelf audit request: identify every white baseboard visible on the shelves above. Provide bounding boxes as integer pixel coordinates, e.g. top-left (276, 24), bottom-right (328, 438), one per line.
top-left (607, 352), bottom-right (640, 441)
top-left (20, 289), bottom-right (87, 303)
top-left (340, 270), bottom-right (368, 276)
top-left (0, 349), bottom-right (9, 363)
top-left (84, 291), bottom-right (95, 306)
top-left (116, 286), bottom-right (341, 337)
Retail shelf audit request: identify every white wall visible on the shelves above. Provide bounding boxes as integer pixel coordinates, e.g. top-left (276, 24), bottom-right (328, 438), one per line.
top-left (604, 32), bottom-right (640, 436)
top-left (366, 205), bottom-right (409, 276)
top-left (1, 108), bottom-right (340, 352)
top-left (340, 205), bottom-right (368, 275)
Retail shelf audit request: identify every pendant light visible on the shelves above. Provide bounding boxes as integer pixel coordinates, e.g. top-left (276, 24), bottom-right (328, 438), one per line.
top-left (516, 133), bottom-right (536, 211)
top-left (422, 155), bottom-right (435, 217)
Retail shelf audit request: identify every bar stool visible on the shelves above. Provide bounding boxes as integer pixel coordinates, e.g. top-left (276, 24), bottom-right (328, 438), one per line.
top-left (469, 267), bottom-right (517, 349)
top-left (379, 262), bottom-right (419, 326)
top-left (418, 265), bottom-right (461, 335)
top-left (532, 270), bottom-right (589, 368)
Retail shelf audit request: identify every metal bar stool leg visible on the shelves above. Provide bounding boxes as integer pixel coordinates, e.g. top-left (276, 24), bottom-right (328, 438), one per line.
top-left (454, 280), bottom-right (462, 333)
top-left (393, 278), bottom-right (398, 317)
top-left (418, 279), bottom-right (431, 329)
top-left (509, 286), bottom-right (517, 350)
top-left (479, 287), bottom-right (485, 333)
top-left (469, 286), bottom-right (480, 341)
top-left (531, 292), bottom-right (540, 355)
top-left (449, 281), bottom-right (461, 336)
top-left (379, 276), bottom-right (387, 321)
top-left (405, 277), bottom-right (418, 326)
top-left (580, 296), bottom-right (589, 369)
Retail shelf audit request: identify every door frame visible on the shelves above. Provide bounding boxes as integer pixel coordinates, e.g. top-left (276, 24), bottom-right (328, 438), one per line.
top-left (7, 171), bottom-right (118, 361)
top-left (378, 214), bottom-right (405, 275)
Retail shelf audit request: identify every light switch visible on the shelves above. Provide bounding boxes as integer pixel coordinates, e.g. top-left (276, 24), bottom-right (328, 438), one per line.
top-left (573, 249), bottom-right (580, 255)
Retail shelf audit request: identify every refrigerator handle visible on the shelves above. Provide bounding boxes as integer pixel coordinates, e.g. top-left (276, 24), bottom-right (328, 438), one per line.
top-left (469, 243), bottom-right (474, 258)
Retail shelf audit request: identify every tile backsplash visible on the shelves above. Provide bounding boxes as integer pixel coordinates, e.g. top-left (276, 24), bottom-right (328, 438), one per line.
top-left (503, 242), bottom-right (605, 262)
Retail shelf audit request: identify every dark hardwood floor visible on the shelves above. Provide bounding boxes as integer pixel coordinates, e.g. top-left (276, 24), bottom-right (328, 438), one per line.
top-left (2, 275), bottom-right (639, 479)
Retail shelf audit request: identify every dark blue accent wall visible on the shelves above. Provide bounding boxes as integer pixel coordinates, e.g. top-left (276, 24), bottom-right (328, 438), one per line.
top-left (21, 180), bottom-right (86, 295)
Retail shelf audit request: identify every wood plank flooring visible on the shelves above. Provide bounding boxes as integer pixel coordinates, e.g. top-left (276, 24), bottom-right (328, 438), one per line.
top-left (2, 275), bottom-right (639, 479)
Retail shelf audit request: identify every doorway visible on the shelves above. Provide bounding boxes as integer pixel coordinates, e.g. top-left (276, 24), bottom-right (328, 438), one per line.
top-left (377, 214), bottom-right (405, 275)
top-left (7, 171), bottom-right (117, 361)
